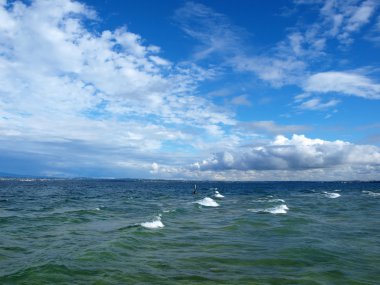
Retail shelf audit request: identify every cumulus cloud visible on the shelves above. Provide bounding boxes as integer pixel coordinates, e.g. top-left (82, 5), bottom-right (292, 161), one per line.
top-left (304, 71), bottom-right (380, 99)
top-left (1, 0), bottom-right (379, 179)
top-left (0, 0), bottom-right (238, 177)
top-left (194, 134), bottom-right (380, 171)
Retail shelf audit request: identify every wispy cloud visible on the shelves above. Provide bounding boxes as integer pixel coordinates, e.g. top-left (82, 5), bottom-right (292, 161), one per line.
top-left (319, 0), bottom-right (378, 44)
top-left (174, 1), bottom-right (310, 86)
top-left (175, 0), bottom-right (380, 90)
top-left (239, 121), bottom-right (310, 135)
top-left (304, 71), bottom-right (380, 99)
top-left (230, 95), bottom-right (251, 106)
top-left (297, 97), bottom-right (340, 110)
top-left (173, 1), bottom-right (244, 61)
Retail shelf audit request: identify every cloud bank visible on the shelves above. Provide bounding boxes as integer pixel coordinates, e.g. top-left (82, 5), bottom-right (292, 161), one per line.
top-left (194, 134), bottom-right (380, 172)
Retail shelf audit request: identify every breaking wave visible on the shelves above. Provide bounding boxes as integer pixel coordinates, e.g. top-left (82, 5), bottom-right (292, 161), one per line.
top-left (141, 215), bottom-right (165, 229)
top-left (323, 192), bottom-right (341, 199)
top-left (195, 197), bottom-right (219, 207)
top-left (362, 190), bottom-right (380, 197)
top-left (248, 204), bottom-right (289, 215)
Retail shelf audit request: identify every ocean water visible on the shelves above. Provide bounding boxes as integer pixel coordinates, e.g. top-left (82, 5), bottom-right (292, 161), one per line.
top-left (0, 179), bottom-right (379, 285)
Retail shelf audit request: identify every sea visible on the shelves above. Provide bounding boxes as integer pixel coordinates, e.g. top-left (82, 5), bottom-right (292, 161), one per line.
top-left (0, 179), bottom-right (379, 284)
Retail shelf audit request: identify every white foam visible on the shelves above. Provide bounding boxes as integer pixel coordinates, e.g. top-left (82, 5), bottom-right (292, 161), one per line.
top-left (214, 190), bottom-right (224, 198)
top-left (362, 191), bottom-right (380, 197)
top-left (269, 204), bottom-right (289, 214)
top-left (248, 204), bottom-right (289, 214)
top-left (195, 197), bottom-right (219, 207)
top-left (323, 192), bottom-right (341, 198)
top-left (163, 209), bottom-right (176, 213)
top-left (268, 198), bottom-right (285, 203)
top-left (95, 207), bottom-right (100, 211)
top-left (141, 215), bottom-right (165, 229)
top-left (254, 198), bottom-right (285, 203)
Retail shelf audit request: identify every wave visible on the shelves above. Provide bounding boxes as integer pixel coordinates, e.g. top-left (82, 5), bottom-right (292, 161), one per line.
top-left (254, 198), bottom-right (285, 203)
top-left (195, 197), bottom-right (219, 207)
top-left (214, 190), bottom-right (224, 198)
top-left (163, 209), bottom-right (176, 213)
top-left (141, 215), bottom-right (165, 229)
top-left (323, 192), bottom-right (341, 199)
top-left (248, 204), bottom-right (289, 215)
top-left (50, 207), bottom-right (103, 214)
top-left (362, 190), bottom-right (380, 197)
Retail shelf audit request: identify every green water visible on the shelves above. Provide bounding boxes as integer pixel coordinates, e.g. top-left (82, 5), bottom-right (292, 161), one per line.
top-left (0, 180), bottom-right (379, 284)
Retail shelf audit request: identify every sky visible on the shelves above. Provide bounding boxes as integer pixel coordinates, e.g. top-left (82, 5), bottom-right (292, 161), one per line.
top-left (0, 0), bottom-right (380, 180)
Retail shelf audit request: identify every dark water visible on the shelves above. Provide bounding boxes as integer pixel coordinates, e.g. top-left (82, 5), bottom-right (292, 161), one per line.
top-left (0, 179), bottom-right (379, 284)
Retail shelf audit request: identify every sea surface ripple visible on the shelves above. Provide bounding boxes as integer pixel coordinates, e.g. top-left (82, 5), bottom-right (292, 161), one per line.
top-left (0, 180), bottom-right (379, 284)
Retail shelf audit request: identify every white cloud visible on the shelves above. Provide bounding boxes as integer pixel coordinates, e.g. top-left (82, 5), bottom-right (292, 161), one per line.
top-left (173, 1), bottom-right (243, 60)
top-left (0, 0), bottom-right (239, 177)
top-left (1, 0), bottom-right (379, 179)
top-left (305, 71), bottom-right (380, 99)
top-left (233, 55), bottom-right (307, 87)
top-left (194, 134), bottom-right (380, 173)
top-left (150, 162), bottom-right (159, 173)
top-left (230, 95), bottom-right (251, 106)
top-left (174, 2), bottom-right (306, 86)
top-left (173, 0), bottom-right (379, 91)
top-left (298, 97), bottom-right (340, 110)
top-left (303, 0), bottom-right (378, 44)
top-left (150, 133), bottom-right (380, 181)
top-left (346, 0), bottom-right (376, 31)
top-left (366, 15), bottom-right (380, 43)
top-left (239, 121), bottom-right (310, 134)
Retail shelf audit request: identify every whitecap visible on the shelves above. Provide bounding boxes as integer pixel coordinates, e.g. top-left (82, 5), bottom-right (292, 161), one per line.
top-left (214, 190), bottom-right (224, 198)
top-left (195, 197), bottom-right (219, 207)
top-left (141, 215), bottom-right (165, 229)
top-left (267, 198), bottom-right (285, 203)
top-left (323, 192), bottom-right (341, 198)
top-left (95, 207), bottom-right (100, 211)
top-left (362, 191), bottom-right (380, 197)
top-left (268, 204), bottom-right (289, 214)
top-left (248, 204), bottom-right (289, 214)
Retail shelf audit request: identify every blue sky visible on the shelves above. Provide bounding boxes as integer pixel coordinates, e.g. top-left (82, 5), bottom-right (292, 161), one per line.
top-left (0, 0), bottom-right (380, 180)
